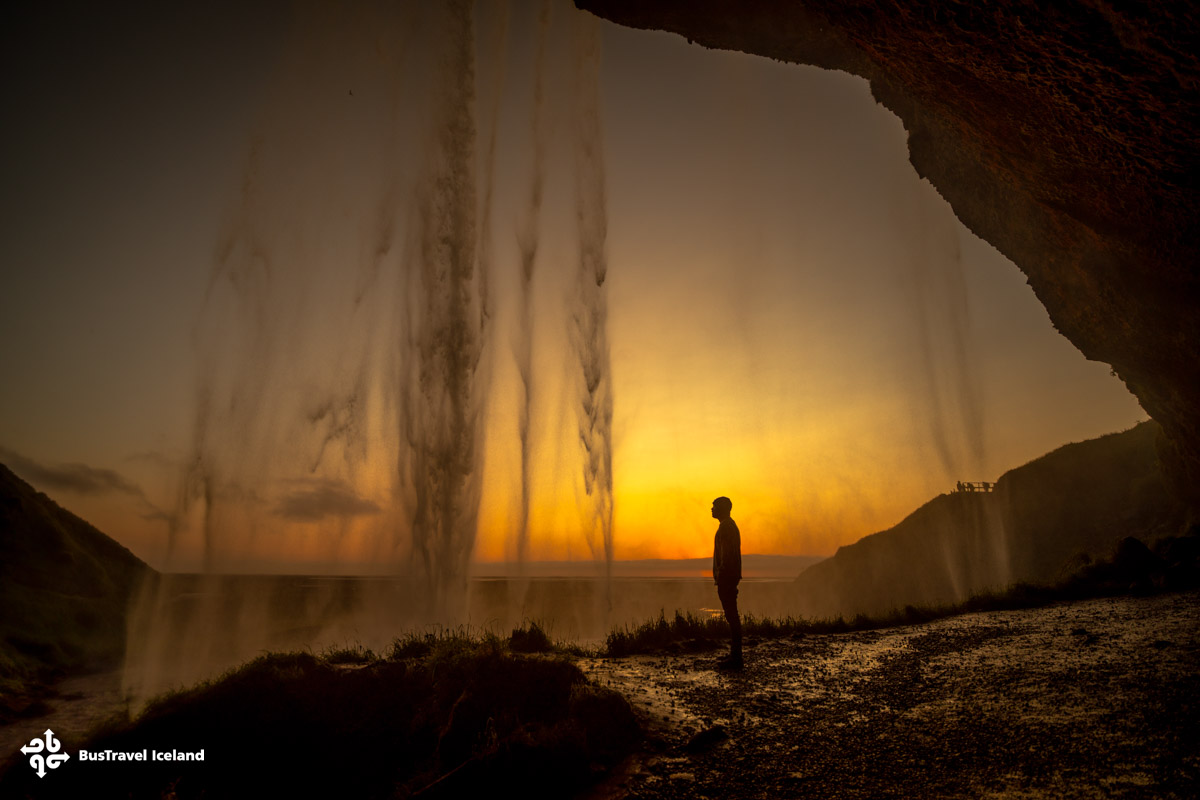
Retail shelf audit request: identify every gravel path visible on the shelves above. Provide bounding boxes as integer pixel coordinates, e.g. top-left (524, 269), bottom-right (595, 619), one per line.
top-left (581, 592), bottom-right (1200, 799)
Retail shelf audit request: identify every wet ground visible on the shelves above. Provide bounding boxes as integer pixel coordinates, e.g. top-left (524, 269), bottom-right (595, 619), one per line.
top-left (581, 592), bottom-right (1200, 799)
top-left (0, 670), bottom-right (126, 772)
top-left (3, 592), bottom-right (1198, 797)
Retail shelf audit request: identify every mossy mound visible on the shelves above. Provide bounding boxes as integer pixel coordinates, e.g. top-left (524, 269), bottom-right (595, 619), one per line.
top-left (0, 634), bottom-right (639, 799)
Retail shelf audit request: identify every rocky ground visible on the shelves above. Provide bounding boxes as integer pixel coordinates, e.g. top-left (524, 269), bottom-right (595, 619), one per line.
top-left (3, 592), bottom-right (1197, 798)
top-left (580, 591), bottom-right (1200, 799)
top-left (0, 670), bottom-right (125, 773)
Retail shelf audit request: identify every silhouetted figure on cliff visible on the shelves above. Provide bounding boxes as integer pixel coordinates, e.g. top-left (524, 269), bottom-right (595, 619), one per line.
top-left (712, 496), bottom-right (743, 669)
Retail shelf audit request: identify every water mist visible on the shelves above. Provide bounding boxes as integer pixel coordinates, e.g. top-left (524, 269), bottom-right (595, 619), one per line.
top-left (570, 12), bottom-right (616, 589)
top-left (123, 1), bottom-right (621, 704)
top-left (513, 0), bottom-right (552, 568)
top-left (399, 0), bottom-right (491, 619)
top-left (898, 186), bottom-right (987, 481)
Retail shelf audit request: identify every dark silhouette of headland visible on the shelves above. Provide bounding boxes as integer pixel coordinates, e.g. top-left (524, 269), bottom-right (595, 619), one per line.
top-left (794, 421), bottom-right (1192, 618)
top-left (0, 464), bottom-right (151, 715)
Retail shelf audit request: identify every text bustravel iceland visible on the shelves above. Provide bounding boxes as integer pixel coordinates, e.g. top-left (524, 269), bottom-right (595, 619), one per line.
top-left (79, 749), bottom-right (205, 762)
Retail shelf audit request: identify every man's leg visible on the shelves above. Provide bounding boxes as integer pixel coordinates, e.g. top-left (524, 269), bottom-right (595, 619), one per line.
top-left (717, 583), bottom-right (742, 664)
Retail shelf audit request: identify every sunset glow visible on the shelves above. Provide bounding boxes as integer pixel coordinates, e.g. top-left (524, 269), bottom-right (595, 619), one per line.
top-left (0, 2), bottom-right (1143, 574)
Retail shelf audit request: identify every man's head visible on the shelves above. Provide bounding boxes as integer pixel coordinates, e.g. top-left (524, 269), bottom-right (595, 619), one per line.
top-left (711, 496), bottom-right (732, 520)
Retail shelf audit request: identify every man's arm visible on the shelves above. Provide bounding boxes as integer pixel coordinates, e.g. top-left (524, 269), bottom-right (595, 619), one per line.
top-left (713, 533), bottom-right (723, 584)
top-left (715, 522), bottom-right (741, 585)
top-left (729, 524), bottom-right (741, 583)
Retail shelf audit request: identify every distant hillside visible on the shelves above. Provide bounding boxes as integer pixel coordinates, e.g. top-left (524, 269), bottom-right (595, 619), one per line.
top-left (794, 422), bottom-right (1188, 618)
top-left (0, 463), bottom-right (152, 698)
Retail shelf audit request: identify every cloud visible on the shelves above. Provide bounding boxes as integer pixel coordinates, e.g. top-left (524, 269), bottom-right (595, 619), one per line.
top-left (1, 446), bottom-right (179, 529)
top-left (0, 446), bottom-right (145, 497)
top-left (273, 479), bottom-right (382, 523)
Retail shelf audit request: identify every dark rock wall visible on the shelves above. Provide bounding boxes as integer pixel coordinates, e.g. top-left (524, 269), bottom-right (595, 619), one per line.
top-left (579, 1), bottom-right (1200, 511)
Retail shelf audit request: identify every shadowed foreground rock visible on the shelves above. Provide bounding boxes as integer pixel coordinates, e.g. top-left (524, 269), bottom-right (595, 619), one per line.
top-left (0, 642), bottom-right (639, 800)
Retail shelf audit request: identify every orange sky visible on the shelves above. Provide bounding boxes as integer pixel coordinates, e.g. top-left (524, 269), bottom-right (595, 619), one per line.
top-left (0, 2), bottom-right (1144, 573)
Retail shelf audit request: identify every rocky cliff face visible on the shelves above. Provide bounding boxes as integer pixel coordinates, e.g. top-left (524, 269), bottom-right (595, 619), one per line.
top-left (0, 464), bottom-right (151, 695)
top-left (580, 1), bottom-right (1200, 512)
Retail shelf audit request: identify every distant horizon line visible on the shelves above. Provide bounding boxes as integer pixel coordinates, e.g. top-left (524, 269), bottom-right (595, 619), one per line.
top-left (154, 553), bottom-right (825, 579)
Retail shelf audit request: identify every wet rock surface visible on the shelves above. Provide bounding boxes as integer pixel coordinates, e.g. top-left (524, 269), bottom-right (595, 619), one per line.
top-left (0, 670), bottom-right (125, 768)
top-left (582, 592), bottom-right (1200, 799)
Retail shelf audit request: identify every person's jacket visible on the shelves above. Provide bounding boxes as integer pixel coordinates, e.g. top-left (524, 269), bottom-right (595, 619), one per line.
top-left (713, 518), bottom-right (742, 586)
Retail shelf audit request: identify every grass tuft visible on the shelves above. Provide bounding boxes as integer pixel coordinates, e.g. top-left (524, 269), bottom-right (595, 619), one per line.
top-left (321, 642), bottom-right (378, 665)
top-left (508, 620), bottom-right (553, 653)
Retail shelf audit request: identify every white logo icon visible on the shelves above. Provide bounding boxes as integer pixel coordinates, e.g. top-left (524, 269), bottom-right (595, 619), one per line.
top-left (20, 729), bottom-right (71, 778)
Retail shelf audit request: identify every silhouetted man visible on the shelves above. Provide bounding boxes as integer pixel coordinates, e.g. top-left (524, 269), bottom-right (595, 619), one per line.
top-left (711, 496), bottom-right (742, 669)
